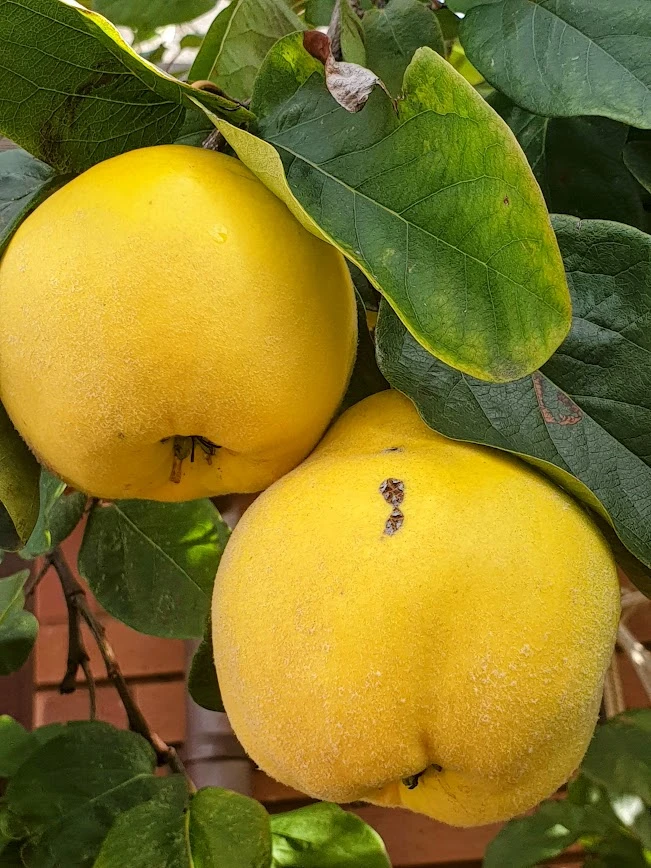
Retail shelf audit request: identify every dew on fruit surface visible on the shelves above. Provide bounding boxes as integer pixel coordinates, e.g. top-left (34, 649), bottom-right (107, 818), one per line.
top-left (209, 225), bottom-right (228, 244)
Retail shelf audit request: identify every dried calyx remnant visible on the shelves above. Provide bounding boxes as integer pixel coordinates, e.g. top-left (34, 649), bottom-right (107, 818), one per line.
top-left (402, 764), bottom-right (443, 790)
top-left (166, 434), bottom-right (220, 483)
top-left (380, 477), bottom-right (405, 535)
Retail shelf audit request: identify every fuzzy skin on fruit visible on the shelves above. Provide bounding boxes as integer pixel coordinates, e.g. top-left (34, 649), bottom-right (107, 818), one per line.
top-left (0, 145), bottom-right (356, 500)
top-left (212, 390), bottom-right (620, 827)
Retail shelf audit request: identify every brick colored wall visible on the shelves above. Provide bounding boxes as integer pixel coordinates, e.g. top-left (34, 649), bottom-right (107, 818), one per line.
top-left (32, 526), bottom-right (187, 746)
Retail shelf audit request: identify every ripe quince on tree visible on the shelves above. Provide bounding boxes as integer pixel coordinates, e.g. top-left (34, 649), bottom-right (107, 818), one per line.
top-left (0, 145), bottom-right (357, 500)
top-left (213, 390), bottom-right (620, 827)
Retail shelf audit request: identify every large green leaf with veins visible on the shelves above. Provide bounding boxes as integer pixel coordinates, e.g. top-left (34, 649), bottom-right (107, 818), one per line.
top-left (491, 94), bottom-right (647, 230)
top-left (0, 0), bottom-right (250, 174)
top-left (189, 0), bottom-right (304, 101)
top-left (450, 0), bottom-right (651, 129)
top-left (215, 35), bottom-right (571, 383)
top-left (377, 215), bottom-right (651, 592)
top-left (95, 0), bottom-right (217, 30)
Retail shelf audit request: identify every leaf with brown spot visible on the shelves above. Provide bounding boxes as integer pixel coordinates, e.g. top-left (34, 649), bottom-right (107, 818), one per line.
top-left (238, 36), bottom-right (571, 382)
top-left (303, 29), bottom-right (384, 113)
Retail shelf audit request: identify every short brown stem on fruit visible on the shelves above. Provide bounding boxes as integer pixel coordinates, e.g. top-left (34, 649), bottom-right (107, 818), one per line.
top-left (169, 435), bottom-right (220, 483)
top-left (171, 436), bottom-right (192, 483)
top-left (402, 764), bottom-right (441, 789)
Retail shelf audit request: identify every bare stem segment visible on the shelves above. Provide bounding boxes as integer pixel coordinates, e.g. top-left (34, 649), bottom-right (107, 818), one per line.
top-left (50, 547), bottom-right (196, 791)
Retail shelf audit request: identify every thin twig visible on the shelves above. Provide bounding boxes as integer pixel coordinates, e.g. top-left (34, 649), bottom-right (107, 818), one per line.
top-left (49, 548), bottom-right (196, 792)
top-left (620, 588), bottom-right (650, 621)
top-left (328, 0), bottom-right (343, 61)
top-left (602, 652), bottom-right (625, 719)
top-left (202, 128), bottom-right (227, 152)
top-left (81, 657), bottom-right (97, 720)
top-left (617, 622), bottom-right (651, 702)
top-left (59, 570), bottom-right (91, 697)
top-left (24, 553), bottom-right (54, 599)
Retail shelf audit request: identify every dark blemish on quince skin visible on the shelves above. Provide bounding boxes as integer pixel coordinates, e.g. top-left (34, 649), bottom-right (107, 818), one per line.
top-left (380, 478), bottom-right (404, 535)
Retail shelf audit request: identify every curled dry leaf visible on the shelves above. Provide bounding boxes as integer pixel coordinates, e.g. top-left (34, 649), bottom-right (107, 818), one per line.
top-left (303, 30), bottom-right (387, 113)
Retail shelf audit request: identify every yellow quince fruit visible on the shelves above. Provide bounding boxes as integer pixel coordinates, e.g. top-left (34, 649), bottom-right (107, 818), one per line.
top-left (213, 389), bottom-right (619, 827)
top-left (0, 145), bottom-right (356, 500)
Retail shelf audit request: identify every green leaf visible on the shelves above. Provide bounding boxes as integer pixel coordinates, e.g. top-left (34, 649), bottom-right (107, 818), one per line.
top-left (451, 0), bottom-right (651, 129)
top-left (93, 776), bottom-right (190, 868)
top-left (569, 761), bottom-right (651, 860)
top-left (174, 108), bottom-right (215, 147)
top-left (340, 293), bottom-right (389, 413)
top-left (271, 803), bottom-right (390, 868)
top-left (0, 404), bottom-right (41, 551)
top-left (181, 34), bottom-right (205, 49)
top-left (189, 787), bottom-right (272, 868)
top-left (20, 470), bottom-right (86, 559)
top-left (0, 0), bottom-right (251, 174)
top-left (587, 839), bottom-right (651, 868)
top-left (0, 571), bottom-right (37, 676)
top-left (0, 841), bottom-right (24, 866)
top-left (0, 803), bottom-right (28, 853)
top-left (4, 721), bottom-right (164, 868)
top-left (0, 149), bottom-right (68, 257)
top-left (435, 6), bottom-right (460, 44)
top-left (492, 95), bottom-right (646, 230)
top-left (0, 716), bottom-right (30, 778)
top-left (0, 722), bottom-right (67, 781)
top-left (624, 141), bottom-right (651, 195)
top-left (189, 0), bottom-right (304, 101)
top-left (188, 616), bottom-right (224, 712)
top-left (363, 0), bottom-right (444, 95)
top-left (337, 0), bottom-right (366, 66)
top-left (94, 0), bottom-right (217, 30)
top-left (140, 43), bottom-right (167, 65)
top-left (376, 215), bottom-right (651, 586)
top-left (567, 774), bottom-right (622, 823)
top-left (484, 799), bottom-right (615, 868)
top-left (219, 36), bottom-right (570, 383)
top-left (582, 711), bottom-right (651, 804)
top-left (305, 0), bottom-right (335, 26)
top-left (78, 499), bottom-right (230, 638)
top-left (189, 1), bottom-right (237, 81)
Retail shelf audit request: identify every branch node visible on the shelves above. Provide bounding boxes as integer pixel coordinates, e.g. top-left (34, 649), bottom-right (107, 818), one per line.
top-left (50, 548), bottom-right (196, 791)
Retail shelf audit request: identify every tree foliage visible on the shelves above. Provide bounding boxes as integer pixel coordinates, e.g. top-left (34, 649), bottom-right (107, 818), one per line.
top-left (0, 0), bottom-right (650, 865)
